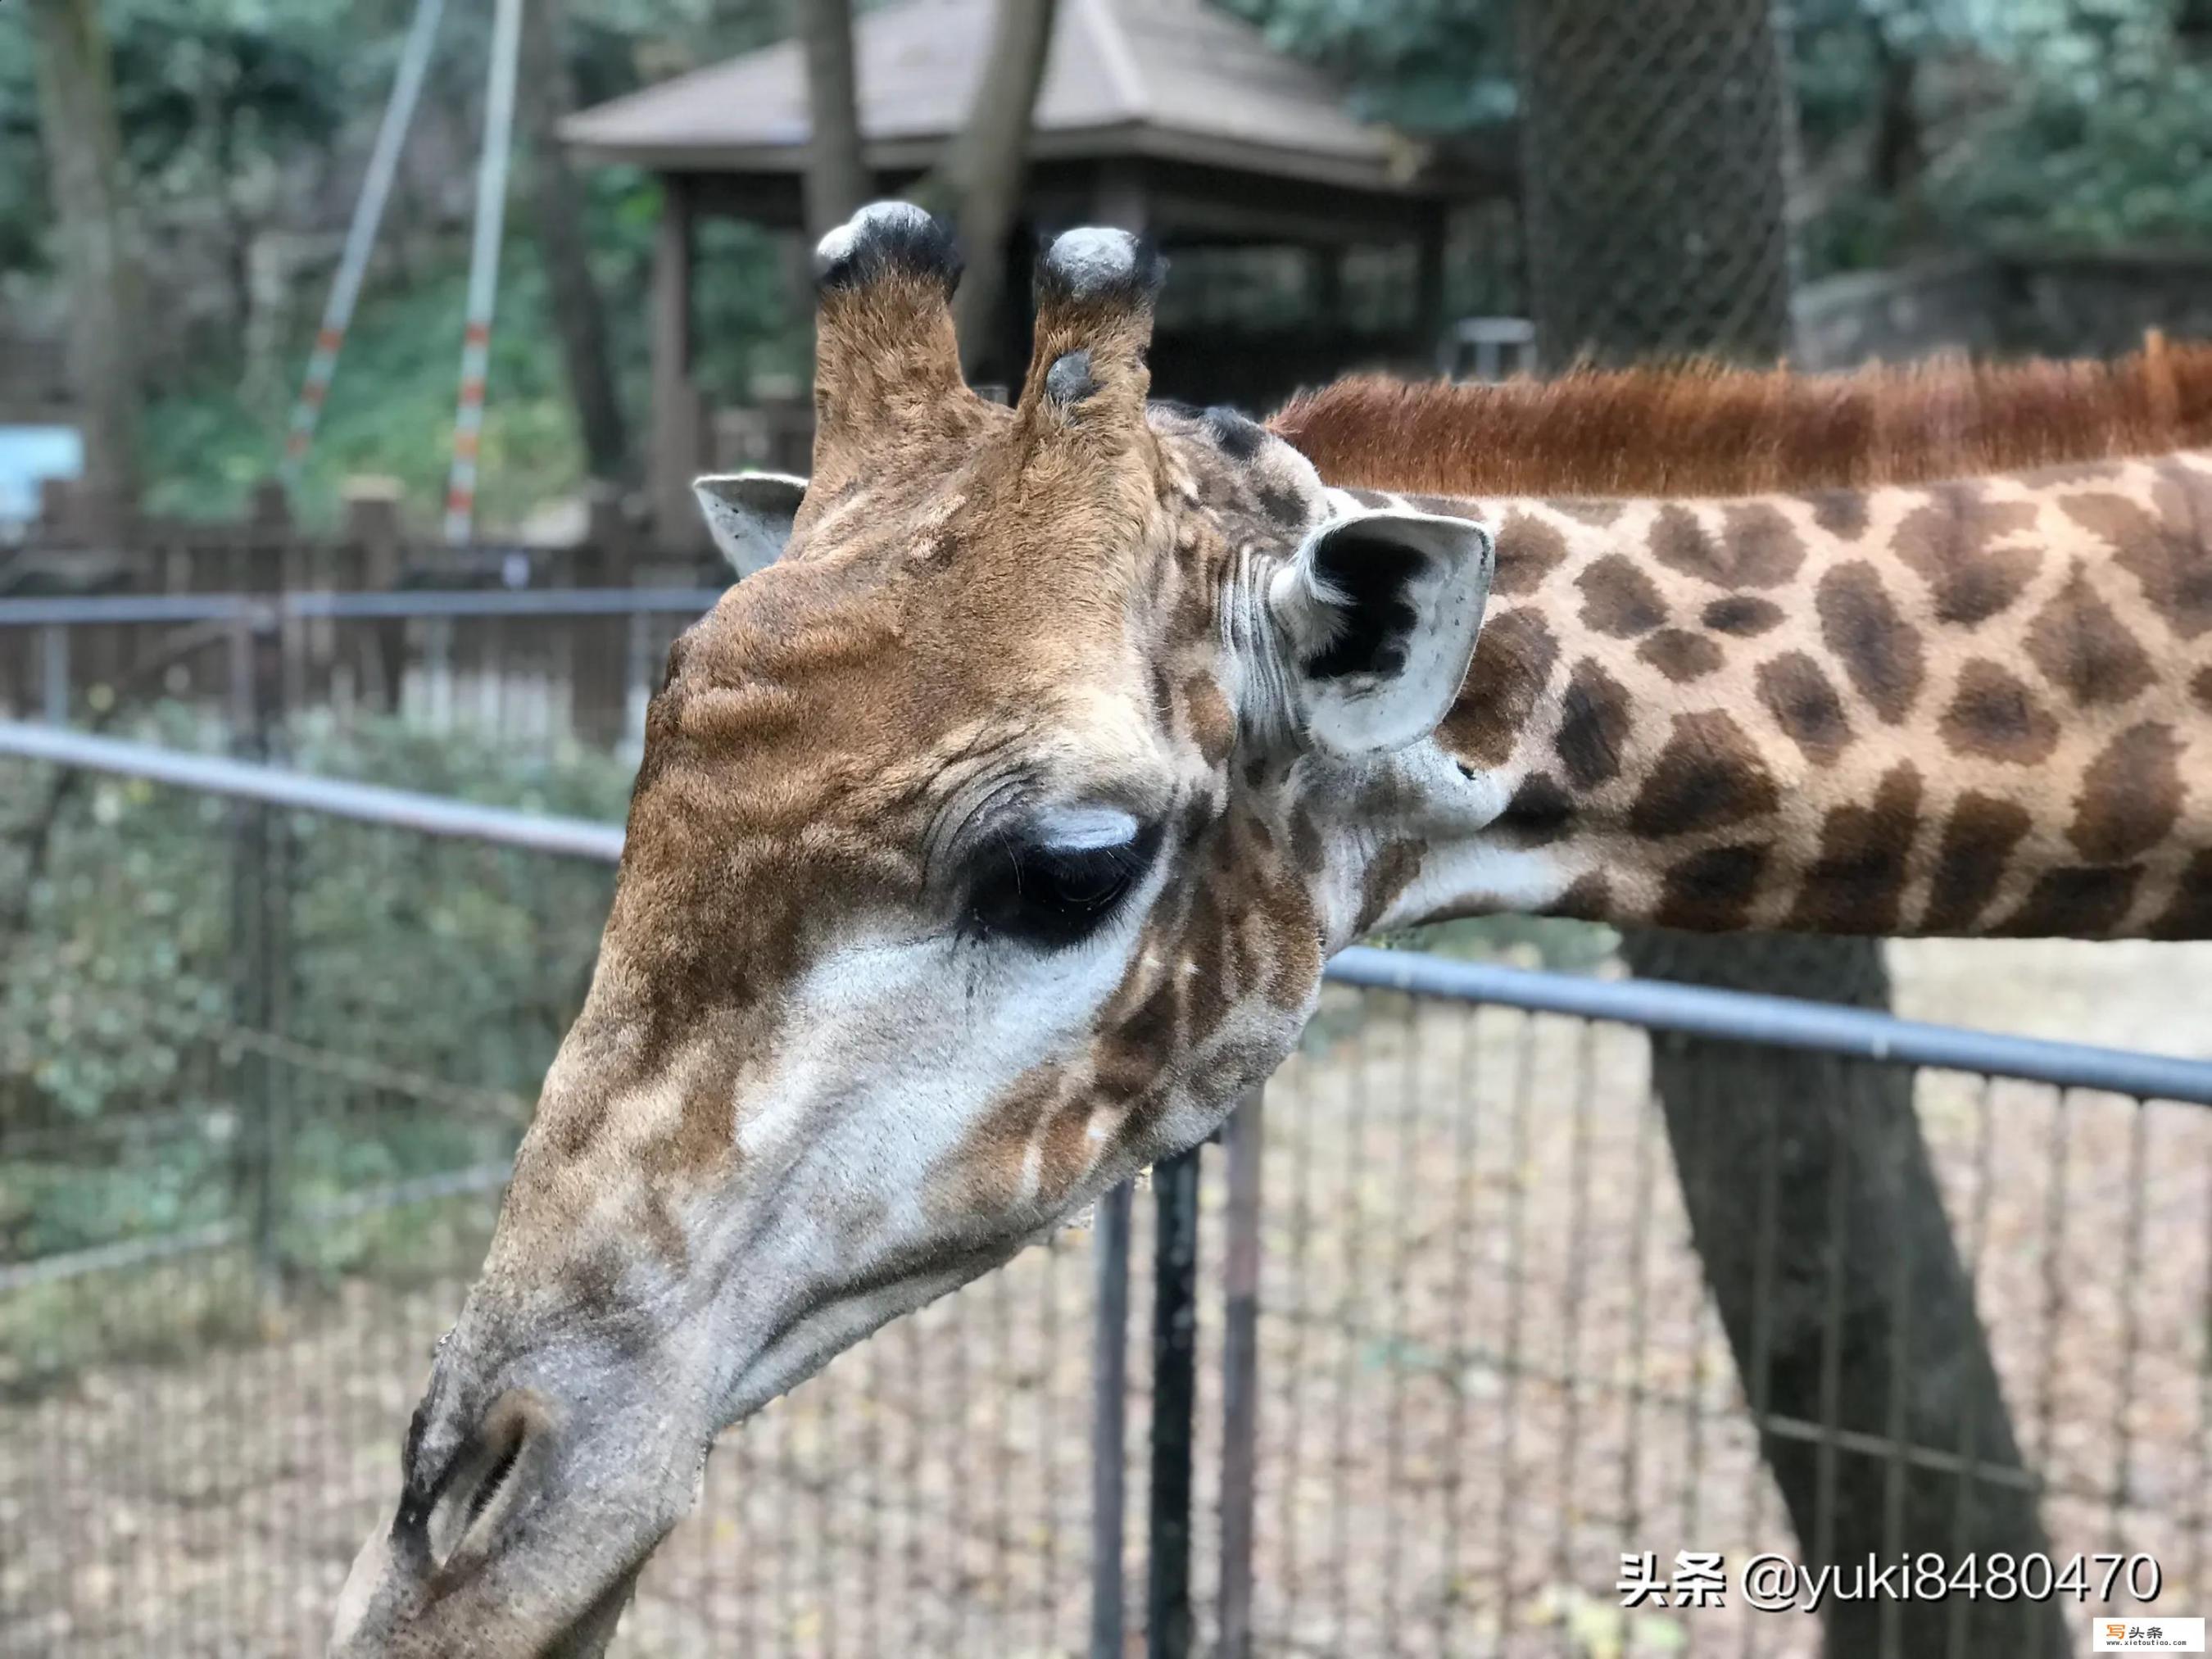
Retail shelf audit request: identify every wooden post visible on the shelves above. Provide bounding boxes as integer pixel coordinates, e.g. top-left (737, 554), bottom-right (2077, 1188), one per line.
top-left (1413, 214), bottom-right (1448, 363)
top-left (650, 172), bottom-right (701, 550)
top-left (342, 479), bottom-right (407, 710)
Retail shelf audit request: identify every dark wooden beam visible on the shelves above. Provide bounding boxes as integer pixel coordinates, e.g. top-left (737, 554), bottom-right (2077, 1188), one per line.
top-left (650, 171), bottom-right (702, 546)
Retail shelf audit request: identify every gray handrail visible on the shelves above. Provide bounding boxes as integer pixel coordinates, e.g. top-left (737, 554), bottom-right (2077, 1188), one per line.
top-left (8, 717), bottom-right (2211, 1104)
top-left (1326, 945), bottom-right (2212, 1105)
top-left (0, 720), bottom-right (624, 862)
top-left (0, 587), bottom-right (724, 626)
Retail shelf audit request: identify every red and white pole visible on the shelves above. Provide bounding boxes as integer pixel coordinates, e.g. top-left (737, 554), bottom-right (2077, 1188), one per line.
top-left (443, 0), bottom-right (526, 546)
top-left (280, 0), bottom-right (447, 487)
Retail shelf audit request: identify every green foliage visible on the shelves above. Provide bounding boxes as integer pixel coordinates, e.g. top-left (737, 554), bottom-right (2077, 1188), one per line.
top-left (1793, 0), bottom-right (2212, 271)
top-left (1924, 19), bottom-right (2212, 247)
top-left (0, 707), bottom-right (631, 1267)
top-left (1226, 0), bottom-right (1515, 132)
top-left (141, 189), bottom-right (796, 526)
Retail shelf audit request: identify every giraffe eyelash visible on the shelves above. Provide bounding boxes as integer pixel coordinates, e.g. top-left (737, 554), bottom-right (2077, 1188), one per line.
top-left (960, 821), bottom-right (1163, 950)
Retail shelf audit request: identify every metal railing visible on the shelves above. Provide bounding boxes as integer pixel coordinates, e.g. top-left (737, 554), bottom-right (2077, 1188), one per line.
top-left (0, 587), bottom-right (727, 751)
top-left (7, 721), bottom-right (2212, 1656)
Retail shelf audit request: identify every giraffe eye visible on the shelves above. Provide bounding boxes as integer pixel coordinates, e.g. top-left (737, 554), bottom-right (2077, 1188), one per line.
top-left (965, 822), bottom-right (1163, 949)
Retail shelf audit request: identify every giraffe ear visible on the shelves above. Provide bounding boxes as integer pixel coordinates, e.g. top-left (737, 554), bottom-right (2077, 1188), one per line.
top-left (1267, 506), bottom-right (1497, 757)
top-left (693, 472), bottom-right (807, 578)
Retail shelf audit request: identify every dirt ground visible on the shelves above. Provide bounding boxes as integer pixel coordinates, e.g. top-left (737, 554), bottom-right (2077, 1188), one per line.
top-left (3, 937), bottom-right (2210, 1657)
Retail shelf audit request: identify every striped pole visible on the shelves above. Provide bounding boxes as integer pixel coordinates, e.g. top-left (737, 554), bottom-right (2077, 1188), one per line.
top-left (443, 0), bottom-right (526, 545)
top-left (280, 0), bottom-right (447, 486)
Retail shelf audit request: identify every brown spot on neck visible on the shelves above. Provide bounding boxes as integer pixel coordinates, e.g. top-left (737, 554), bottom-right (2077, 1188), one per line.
top-left (1755, 651), bottom-right (1854, 768)
top-left (1553, 660), bottom-right (1633, 790)
top-left (1805, 488), bottom-right (1870, 539)
top-left (1920, 793), bottom-right (2033, 934)
top-left (1356, 841), bottom-right (1424, 935)
top-left (1497, 772), bottom-right (1576, 844)
top-left (1939, 660), bottom-right (2060, 764)
top-left (1548, 870), bottom-right (1611, 921)
top-left (1892, 483), bottom-right (2042, 624)
top-left (1784, 764), bottom-right (1923, 933)
top-left (2064, 469), bottom-right (2212, 641)
top-left (1990, 865), bottom-right (2144, 936)
top-left (1655, 842), bottom-right (1770, 929)
top-left (1439, 607), bottom-right (1558, 770)
top-left (1702, 594), bottom-right (1785, 637)
top-left (1575, 554), bottom-right (1668, 637)
top-left (1816, 562), bottom-right (1925, 724)
top-left (1492, 510), bottom-right (1569, 596)
top-left (2069, 722), bottom-right (2186, 862)
top-left (1626, 711), bottom-right (1781, 840)
top-left (2150, 849), bottom-right (2212, 940)
top-left (2024, 561), bottom-right (2155, 707)
top-left (1636, 629), bottom-right (1725, 683)
top-left (1651, 501), bottom-right (1806, 590)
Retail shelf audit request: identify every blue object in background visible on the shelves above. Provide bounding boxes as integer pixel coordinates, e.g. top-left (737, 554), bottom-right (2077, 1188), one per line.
top-left (0, 424), bottom-right (84, 520)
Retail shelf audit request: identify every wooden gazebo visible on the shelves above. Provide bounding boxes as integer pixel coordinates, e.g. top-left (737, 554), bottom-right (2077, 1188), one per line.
top-left (562, 0), bottom-right (1506, 534)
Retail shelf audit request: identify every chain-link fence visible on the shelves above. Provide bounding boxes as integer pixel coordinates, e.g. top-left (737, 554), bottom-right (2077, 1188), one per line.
top-left (7, 728), bottom-right (2212, 1657)
top-left (0, 589), bottom-right (721, 764)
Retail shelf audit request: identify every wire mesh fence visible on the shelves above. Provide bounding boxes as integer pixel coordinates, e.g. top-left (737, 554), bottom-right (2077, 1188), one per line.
top-left (0, 590), bottom-right (720, 764)
top-left (5, 736), bottom-right (2212, 1657)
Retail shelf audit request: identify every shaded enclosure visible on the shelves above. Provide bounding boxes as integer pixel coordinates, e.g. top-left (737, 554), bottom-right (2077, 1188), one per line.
top-left (5, 737), bottom-right (2212, 1657)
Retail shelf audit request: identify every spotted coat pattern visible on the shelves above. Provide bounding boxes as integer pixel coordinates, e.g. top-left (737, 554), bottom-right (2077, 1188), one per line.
top-left (1339, 458), bottom-right (2212, 940)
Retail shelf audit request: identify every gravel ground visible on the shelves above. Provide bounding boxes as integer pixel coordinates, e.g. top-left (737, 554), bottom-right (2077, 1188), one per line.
top-left (4, 939), bottom-right (2210, 1657)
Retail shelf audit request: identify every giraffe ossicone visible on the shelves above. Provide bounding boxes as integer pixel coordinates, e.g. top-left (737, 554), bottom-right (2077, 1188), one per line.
top-left (335, 203), bottom-right (2212, 1655)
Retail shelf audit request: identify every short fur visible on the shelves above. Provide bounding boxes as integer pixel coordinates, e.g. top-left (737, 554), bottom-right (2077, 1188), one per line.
top-left (1268, 335), bottom-right (2212, 497)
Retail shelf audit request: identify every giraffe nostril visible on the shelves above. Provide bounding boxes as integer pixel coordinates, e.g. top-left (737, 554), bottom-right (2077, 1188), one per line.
top-left (424, 1390), bottom-right (550, 1575)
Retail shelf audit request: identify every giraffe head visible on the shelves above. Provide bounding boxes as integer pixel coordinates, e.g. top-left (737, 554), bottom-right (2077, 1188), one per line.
top-left (332, 202), bottom-right (1494, 1657)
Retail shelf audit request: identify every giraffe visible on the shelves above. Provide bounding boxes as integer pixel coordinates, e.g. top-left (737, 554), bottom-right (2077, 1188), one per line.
top-left (332, 202), bottom-right (2212, 1656)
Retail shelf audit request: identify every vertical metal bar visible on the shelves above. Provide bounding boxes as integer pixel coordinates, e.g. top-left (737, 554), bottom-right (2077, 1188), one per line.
top-left (1148, 1147), bottom-right (1201, 1659)
top-left (1090, 1180), bottom-right (1133, 1659)
top-left (1217, 1090), bottom-right (1265, 1659)
top-left (39, 623), bottom-right (67, 723)
top-left (624, 610), bottom-right (652, 751)
top-left (231, 615), bottom-right (289, 1307)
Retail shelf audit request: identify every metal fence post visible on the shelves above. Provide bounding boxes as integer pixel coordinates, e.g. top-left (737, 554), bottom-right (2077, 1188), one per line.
top-left (39, 623), bottom-right (68, 723)
top-left (229, 612), bottom-right (292, 1314)
top-left (1090, 1179), bottom-right (1134, 1659)
top-left (1148, 1145), bottom-right (1202, 1659)
top-left (1217, 1089), bottom-right (1265, 1659)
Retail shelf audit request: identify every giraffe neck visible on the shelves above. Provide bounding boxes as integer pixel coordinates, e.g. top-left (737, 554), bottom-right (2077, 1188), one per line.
top-left (1322, 452), bottom-right (2212, 941)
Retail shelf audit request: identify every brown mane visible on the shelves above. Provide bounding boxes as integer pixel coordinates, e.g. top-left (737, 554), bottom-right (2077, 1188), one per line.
top-left (1266, 335), bottom-right (2212, 499)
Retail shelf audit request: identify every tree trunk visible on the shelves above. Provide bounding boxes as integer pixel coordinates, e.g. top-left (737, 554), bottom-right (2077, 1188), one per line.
top-left (1516, 6), bottom-right (2068, 1656)
top-left (931, 0), bottom-right (1059, 379)
top-left (796, 0), bottom-right (869, 242)
top-left (28, 0), bottom-right (143, 523)
top-left (519, 0), bottom-right (629, 483)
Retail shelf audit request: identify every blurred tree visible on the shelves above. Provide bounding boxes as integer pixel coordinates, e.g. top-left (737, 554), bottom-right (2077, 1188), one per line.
top-left (930, 0), bottom-right (1058, 376)
top-left (1518, 8), bottom-right (2068, 1658)
top-left (797, 0), bottom-right (870, 239)
top-left (26, 0), bottom-right (144, 520)
top-left (519, 0), bottom-right (630, 483)
top-left (1793, 0), bottom-right (2212, 270)
top-left (800, 0), bottom-right (1059, 378)
top-left (1226, 0), bottom-right (1514, 131)
top-left (108, 1), bottom-right (346, 346)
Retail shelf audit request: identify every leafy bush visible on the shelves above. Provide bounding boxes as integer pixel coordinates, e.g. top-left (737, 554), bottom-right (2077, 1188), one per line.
top-left (0, 706), bottom-right (631, 1266)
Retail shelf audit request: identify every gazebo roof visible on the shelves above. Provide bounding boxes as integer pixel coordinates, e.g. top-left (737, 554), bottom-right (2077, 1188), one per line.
top-left (562, 0), bottom-right (1446, 196)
